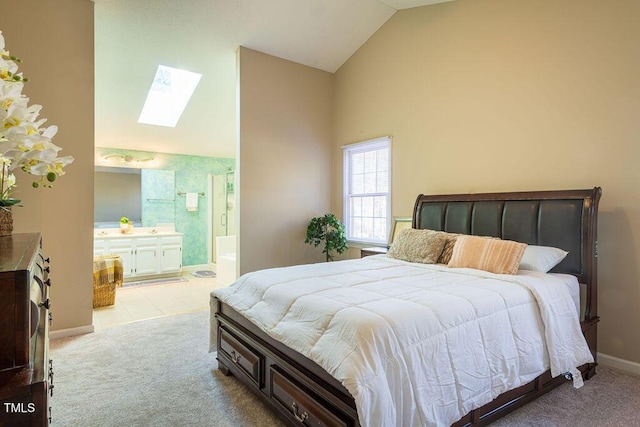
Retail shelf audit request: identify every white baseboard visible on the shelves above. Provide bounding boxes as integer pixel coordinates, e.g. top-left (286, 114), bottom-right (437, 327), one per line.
top-left (50, 324), bottom-right (95, 340)
top-left (597, 352), bottom-right (640, 377)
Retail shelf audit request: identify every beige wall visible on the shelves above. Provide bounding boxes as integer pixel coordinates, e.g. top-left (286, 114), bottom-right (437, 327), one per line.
top-left (332, 0), bottom-right (640, 364)
top-left (238, 48), bottom-right (333, 274)
top-left (0, 0), bottom-right (95, 332)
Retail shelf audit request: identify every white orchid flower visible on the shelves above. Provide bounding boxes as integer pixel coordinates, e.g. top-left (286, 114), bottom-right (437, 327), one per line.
top-left (21, 146), bottom-right (59, 161)
top-left (0, 31), bottom-right (74, 197)
top-left (1, 172), bottom-right (15, 193)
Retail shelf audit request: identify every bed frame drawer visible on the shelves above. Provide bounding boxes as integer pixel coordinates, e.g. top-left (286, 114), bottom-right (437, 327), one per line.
top-left (270, 366), bottom-right (351, 427)
top-left (218, 326), bottom-right (264, 387)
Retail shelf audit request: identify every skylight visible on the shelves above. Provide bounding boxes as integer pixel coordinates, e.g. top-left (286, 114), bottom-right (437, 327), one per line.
top-left (138, 65), bottom-right (202, 128)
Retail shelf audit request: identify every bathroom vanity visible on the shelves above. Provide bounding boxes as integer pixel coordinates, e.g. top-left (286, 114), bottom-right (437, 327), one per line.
top-left (93, 228), bottom-right (183, 280)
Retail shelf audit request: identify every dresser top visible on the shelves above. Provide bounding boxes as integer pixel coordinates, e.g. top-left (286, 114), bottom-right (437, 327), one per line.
top-left (0, 232), bottom-right (41, 273)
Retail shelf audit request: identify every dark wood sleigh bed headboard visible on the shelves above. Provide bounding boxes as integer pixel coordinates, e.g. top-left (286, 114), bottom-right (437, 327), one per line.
top-left (412, 187), bottom-right (602, 324)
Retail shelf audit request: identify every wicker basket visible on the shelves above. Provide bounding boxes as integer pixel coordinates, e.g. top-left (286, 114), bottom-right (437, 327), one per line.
top-left (0, 207), bottom-right (13, 236)
top-left (93, 281), bottom-right (117, 308)
top-left (93, 255), bottom-right (124, 308)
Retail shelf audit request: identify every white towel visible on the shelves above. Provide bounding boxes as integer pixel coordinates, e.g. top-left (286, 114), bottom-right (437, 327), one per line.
top-left (186, 192), bottom-right (198, 211)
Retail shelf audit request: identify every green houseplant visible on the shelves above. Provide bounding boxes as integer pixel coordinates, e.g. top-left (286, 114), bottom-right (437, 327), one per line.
top-left (305, 213), bottom-right (348, 262)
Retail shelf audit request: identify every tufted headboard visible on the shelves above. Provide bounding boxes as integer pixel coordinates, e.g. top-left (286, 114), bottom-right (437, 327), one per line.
top-left (412, 188), bottom-right (602, 321)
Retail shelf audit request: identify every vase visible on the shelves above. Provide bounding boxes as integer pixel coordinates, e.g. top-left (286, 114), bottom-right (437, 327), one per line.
top-left (0, 207), bottom-right (13, 236)
top-left (120, 223), bottom-right (133, 234)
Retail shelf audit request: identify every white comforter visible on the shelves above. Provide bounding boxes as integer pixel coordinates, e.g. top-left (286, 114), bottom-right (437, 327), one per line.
top-left (210, 255), bottom-right (593, 427)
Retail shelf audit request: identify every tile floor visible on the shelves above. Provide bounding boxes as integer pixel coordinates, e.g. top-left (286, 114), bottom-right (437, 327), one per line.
top-left (92, 271), bottom-right (228, 329)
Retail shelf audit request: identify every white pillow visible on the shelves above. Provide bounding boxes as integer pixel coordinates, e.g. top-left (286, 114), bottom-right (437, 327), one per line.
top-left (519, 245), bottom-right (568, 273)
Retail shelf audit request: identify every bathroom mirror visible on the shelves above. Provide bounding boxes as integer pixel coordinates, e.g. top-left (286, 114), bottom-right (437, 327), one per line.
top-left (94, 166), bottom-right (175, 228)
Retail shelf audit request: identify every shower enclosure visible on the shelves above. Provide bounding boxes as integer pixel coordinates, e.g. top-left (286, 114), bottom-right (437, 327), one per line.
top-left (210, 170), bottom-right (235, 262)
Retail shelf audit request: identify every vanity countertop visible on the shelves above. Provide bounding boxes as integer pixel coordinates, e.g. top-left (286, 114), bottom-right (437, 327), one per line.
top-left (94, 227), bottom-right (183, 239)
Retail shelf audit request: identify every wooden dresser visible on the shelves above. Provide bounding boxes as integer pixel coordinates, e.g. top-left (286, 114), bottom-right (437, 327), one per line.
top-left (0, 233), bottom-right (53, 426)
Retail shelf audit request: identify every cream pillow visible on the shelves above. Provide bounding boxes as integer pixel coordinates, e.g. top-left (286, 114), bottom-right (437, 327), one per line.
top-left (388, 228), bottom-right (447, 264)
top-left (519, 245), bottom-right (568, 273)
top-left (448, 235), bottom-right (527, 275)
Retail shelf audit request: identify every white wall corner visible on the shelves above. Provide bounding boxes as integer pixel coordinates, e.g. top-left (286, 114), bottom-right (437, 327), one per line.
top-left (597, 352), bottom-right (640, 377)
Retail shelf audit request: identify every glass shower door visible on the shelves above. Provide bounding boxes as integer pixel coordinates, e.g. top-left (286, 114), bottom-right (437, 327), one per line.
top-left (211, 171), bottom-right (235, 262)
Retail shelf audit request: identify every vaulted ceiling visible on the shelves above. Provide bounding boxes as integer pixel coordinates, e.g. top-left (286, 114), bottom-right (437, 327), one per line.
top-left (94, 0), bottom-right (454, 158)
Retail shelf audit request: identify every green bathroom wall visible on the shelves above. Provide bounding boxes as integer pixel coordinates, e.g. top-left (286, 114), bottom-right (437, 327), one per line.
top-left (142, 169), bottom-right (176, 226)
top-left (95, 147), bottom-right (235, 266)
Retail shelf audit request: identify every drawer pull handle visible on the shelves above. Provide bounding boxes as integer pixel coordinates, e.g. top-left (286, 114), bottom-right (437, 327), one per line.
top-left (230, 350), bottom-right (241, 363)
top-left (291, 402), bottom-right (308, 423)
top-left (49, 406), bottom-right (52, 423)
top-left (40, 298), bottom-right (51, 310)
top-left (49, 312), bottom-right (53, 326)
top-left (49, 359), bottom-right (55, 396)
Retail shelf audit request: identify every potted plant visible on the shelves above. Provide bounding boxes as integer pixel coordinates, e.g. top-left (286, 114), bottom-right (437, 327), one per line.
top-left (119, 216), bottom-right (132, 234)
top-left (305, 213), bottom-right (348, 262)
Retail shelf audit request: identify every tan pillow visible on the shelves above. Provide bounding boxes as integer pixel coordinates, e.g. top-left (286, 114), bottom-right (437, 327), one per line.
top-left (388, 228), bottom-right (447, 264)
top-left (439, 233), bottom-right (502, 264)
top-left (448, 235), bottom-right (527, 275)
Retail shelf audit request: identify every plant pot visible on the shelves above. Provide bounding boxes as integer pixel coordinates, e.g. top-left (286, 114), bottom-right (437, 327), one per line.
top-left (0, 207), bottom-right (13, 236)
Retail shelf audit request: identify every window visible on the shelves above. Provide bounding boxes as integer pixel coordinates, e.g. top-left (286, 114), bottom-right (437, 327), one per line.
top-left (343, 137), bottom-right (391, 244)
top-left (138, 65), bottom-right (202, 128)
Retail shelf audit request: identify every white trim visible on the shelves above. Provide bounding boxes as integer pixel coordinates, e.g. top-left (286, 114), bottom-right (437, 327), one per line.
top-left (598, 352), bottom-right (640, 377)
top-left (207, 173), bottom-right (213, 264)
top-left (343, 136), bottom-right (392, 245)
top-left (50, 325), bottom-right (95, 340)
top-left (341, 136), bottom-right (391, 150)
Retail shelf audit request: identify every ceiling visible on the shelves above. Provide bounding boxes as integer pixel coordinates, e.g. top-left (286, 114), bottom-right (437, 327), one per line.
top-left (94, 0), bottom-right (454, 159)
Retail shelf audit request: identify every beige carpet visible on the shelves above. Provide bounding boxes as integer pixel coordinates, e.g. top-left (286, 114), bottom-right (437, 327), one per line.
top-left (51, 309), bottom-right (640, 426)
top-left (50, 309), bottom-right (284, 427)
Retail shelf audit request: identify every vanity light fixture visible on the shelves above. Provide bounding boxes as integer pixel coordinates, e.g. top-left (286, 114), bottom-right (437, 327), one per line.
top-left (101, 154), bottom-right (155, 165)
top-left (138, 65), bottom-right (202, 128)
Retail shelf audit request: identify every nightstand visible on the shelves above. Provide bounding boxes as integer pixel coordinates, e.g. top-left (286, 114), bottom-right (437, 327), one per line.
top-left (360, 247), bottom-right (388, 258)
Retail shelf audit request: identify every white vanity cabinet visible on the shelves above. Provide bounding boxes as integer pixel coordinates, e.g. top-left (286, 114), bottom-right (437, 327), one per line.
top-left (106, 238), bottom-right (136, 279)
top-left (93, 232), bottom-right (183, 280)
top-left (159, 236), bottom-right (182, 274)
top-left (134, 238), bottom-right (161, 276)
top-left (93, 238), bottom-right (108, 258)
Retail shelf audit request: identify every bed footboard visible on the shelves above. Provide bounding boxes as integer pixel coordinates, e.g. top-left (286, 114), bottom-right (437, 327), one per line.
top-left (214, 298), bottom-right (361, 427)
top-left (214, 298), bottom-right (595, 427)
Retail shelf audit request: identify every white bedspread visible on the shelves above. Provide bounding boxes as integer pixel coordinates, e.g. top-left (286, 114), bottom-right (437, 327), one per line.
top-left (210, 255), bottom-right (593, 427)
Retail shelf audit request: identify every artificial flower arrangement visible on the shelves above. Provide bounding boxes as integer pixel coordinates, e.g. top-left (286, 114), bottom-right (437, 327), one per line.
top-left (0, 30), bottom-right (74, 208)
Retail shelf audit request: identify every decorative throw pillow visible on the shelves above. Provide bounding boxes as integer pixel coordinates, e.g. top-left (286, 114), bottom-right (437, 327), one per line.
top-left (388, 228), bottom-right (447, 264)
top-left (437, 232), bottom-right (460, 264)
top-left (437, 233), bottom-right (500, 264)
top-left (519, 245), bottom-right (568, 273)
top-left (448, 235), bottom-right (527, 275)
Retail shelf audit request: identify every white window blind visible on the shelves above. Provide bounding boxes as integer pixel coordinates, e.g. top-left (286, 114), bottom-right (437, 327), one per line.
top-left (343, 137), bottom-right (391, 244)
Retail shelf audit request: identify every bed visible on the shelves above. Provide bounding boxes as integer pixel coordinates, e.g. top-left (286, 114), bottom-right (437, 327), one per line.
top-left (210, 188), bottom-right (601, 426)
